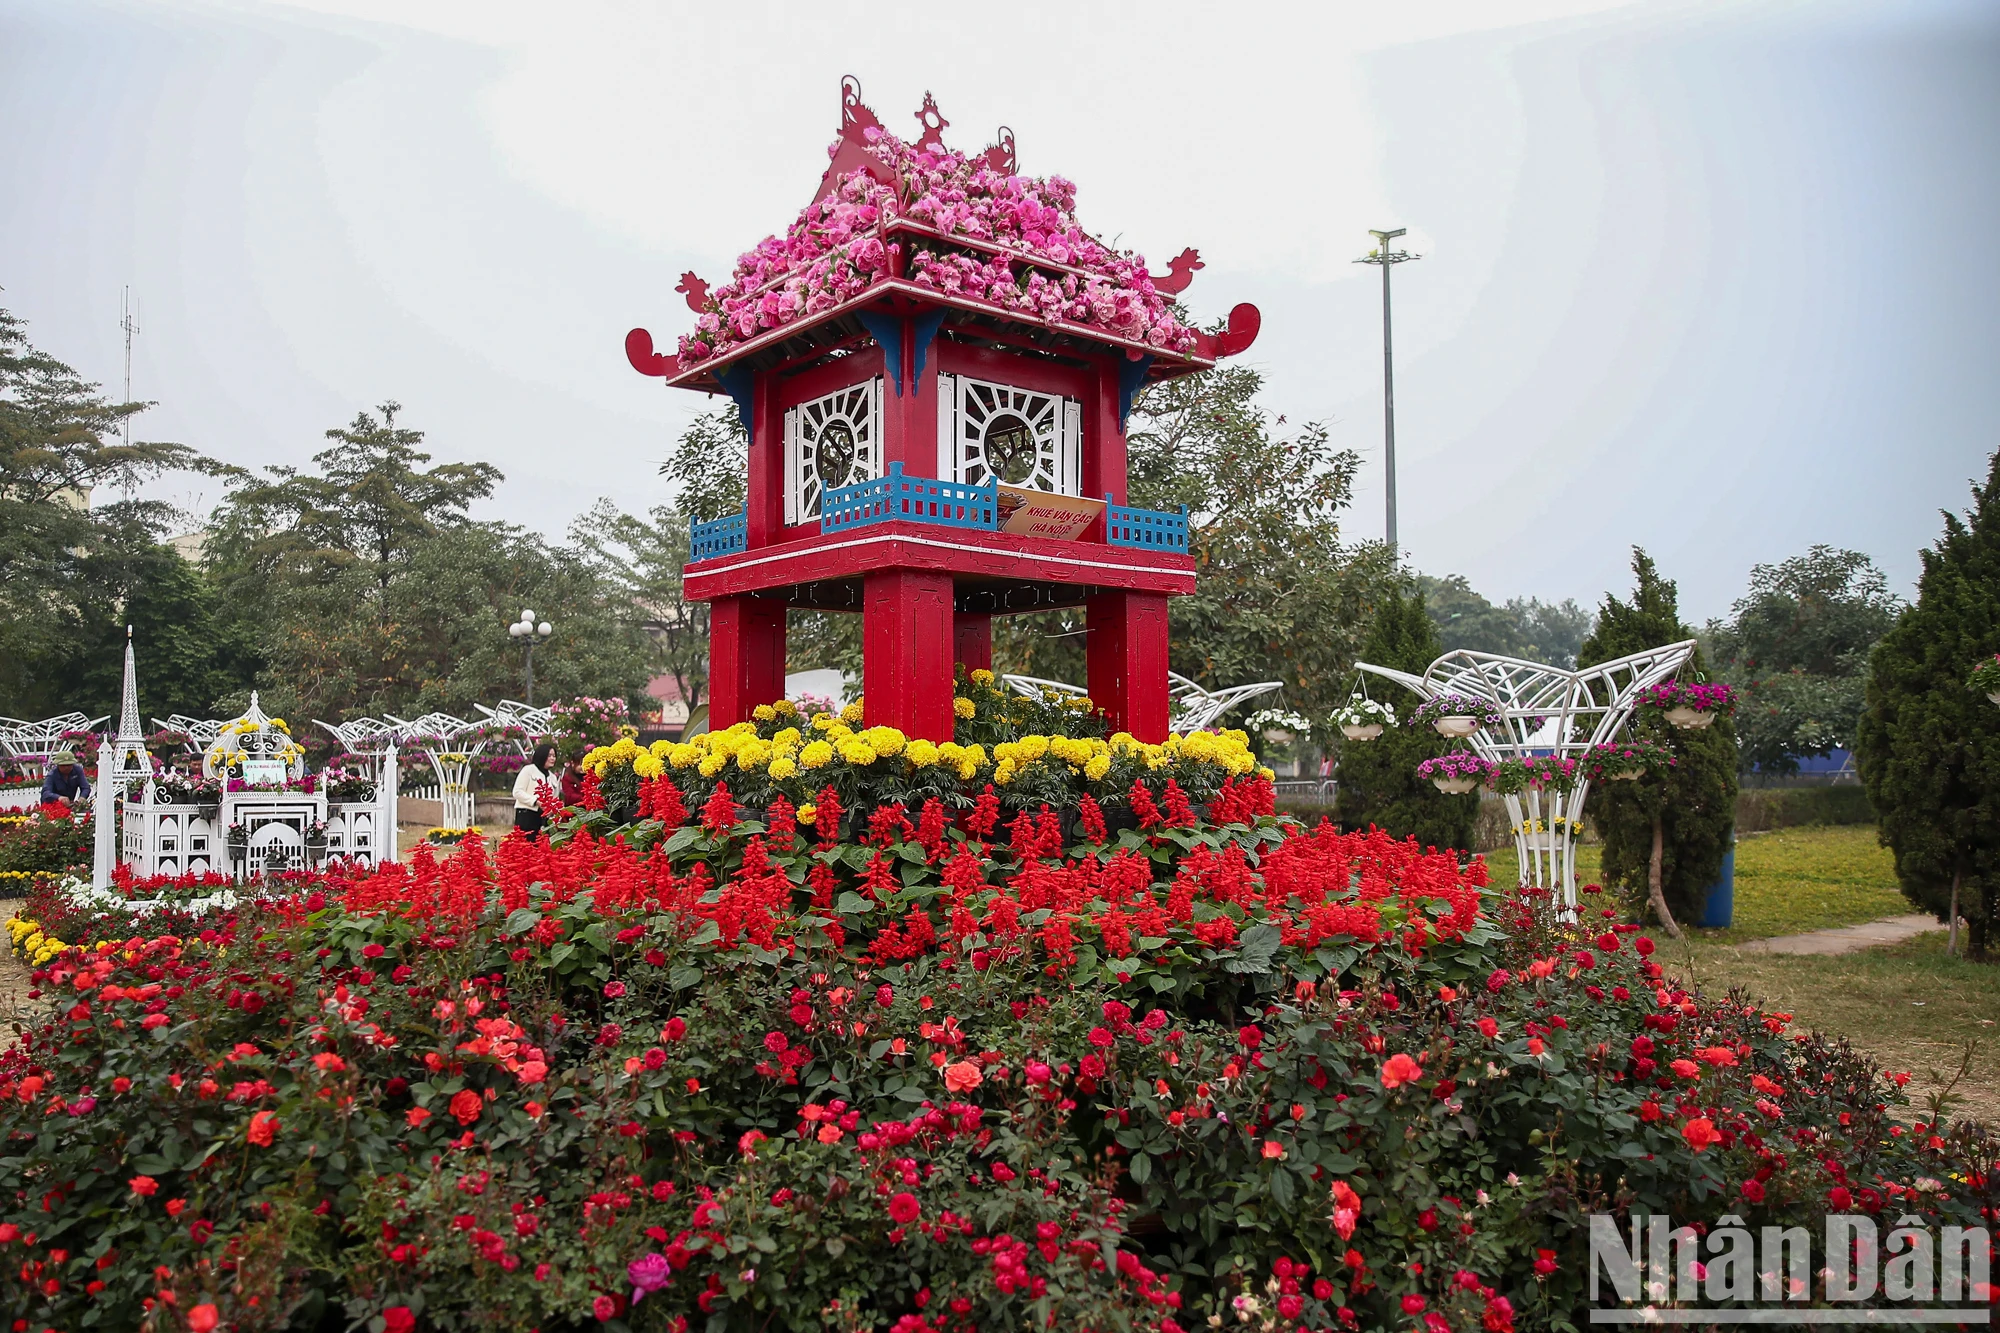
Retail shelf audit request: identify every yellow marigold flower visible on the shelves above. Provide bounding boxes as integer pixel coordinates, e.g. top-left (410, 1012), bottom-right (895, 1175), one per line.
top-left (796, 803), bottom-right (817, 823)
top-left (618, 724), bottom-right (640, 741)
top-left (993, 741), bottom-right (1018, 765)
top-left (953, 697), bottom-right (975, 719)
top-left (1085, 754), bottom-right (1111, 781)
top-left (864, 726), bottom-right (906, 757)
top-left (735, 743), bottom-right (771, 772)
top-left (1065, 695), bottom-right (1094, 710)
top-left (811, 713), bottom-right (838, 732)
top-left (698, 754), bottom-right (728, 778)
top-left (962, 743), bottom-right (987, 769)
top-left (768, 757), bottom-right (798, 780)
top-left (649, 739), bottom-right (674, 758)
top-left (1258, 766), bottom-right (1276, 781)
top-left (993, 758), bottom-right (1016, 786)
top-left (955, 761), bottom-right (979, 781)
top-left (970, 668), bottom-right (995, 685)
top-left (774, 698), bottom-right (798, 717)
top-left (669, 744), bottom-right (700, 769)
top-left (772, 727), bottom-right (802, 746)
top-left (837, 739), bottom-right (877, 766)
top-left (799, 741), bottom-right (834, 770)
top-left (906, 739), bottom-right (940, 768)
top-left (840, 702), bottom-right (866, 724)
top-left (753, 704), bottom-right (777, 722)
top-left (632, 754), bottom-right (666, 780)
top-left (1018, 735), bottom-right (1050, 762)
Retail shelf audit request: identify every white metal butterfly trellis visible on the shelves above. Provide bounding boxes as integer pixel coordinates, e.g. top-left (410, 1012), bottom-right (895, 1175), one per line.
top-left (1355, 641), bottom-right (1696, 910)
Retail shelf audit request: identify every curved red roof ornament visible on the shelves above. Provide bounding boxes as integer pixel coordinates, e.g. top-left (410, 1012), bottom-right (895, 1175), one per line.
top-left (1192, 303), bottom-right (1261, 359)
top-left (1148, 248), bottom-right (1203, 295)
top-left (812, 76), bottom-right (896, 205)
top-left (625, 327), bottom-right (679, 378)
top-left (675, 272), bottom-right (711, 315)
top-left (982, 126), bottom-right (1017, 175)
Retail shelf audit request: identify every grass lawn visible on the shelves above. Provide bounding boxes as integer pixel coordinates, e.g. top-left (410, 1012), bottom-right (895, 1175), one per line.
top-left (1477, 824), bottom-right (1907, 942)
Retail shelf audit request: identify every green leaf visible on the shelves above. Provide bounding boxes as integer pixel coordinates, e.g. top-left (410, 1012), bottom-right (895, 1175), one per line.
top-left (502, 907), bottom-right (541, 937)
top-left (689, 920), bottom-right (721, 946)
top-left (1268, 1164), bottom-right (1295, 1209)
top-left (660, 825), bottom-right (702, 857)
top-left (1225, 922), bottom-right (1282, 974)
top-left (669, 965), bottom-right (703, 991)
top-left (1129, 1152), bottom-right (1153, 1185)
top-left (835, 892), bottom-right (876, 916)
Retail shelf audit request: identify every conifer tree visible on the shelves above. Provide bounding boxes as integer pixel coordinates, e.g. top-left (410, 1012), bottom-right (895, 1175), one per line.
top-left (1578, 549), bottom-right (1738, 928)
top-left (1853, 450), bottom-right (2000, 958)
top-left (1334, 583), bottom-right (1476, 851)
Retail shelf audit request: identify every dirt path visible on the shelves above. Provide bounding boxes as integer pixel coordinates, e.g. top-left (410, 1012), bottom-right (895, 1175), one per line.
top-left (1737, 913), bottom-right (1942, 956)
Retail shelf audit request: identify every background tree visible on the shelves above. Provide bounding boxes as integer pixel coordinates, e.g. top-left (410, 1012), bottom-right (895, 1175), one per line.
top-left (1333, 581), bottom-right (1476, 851)
top-left (1854, 451), bottom-right (2000, 958)
top-left (210, 405), bottom-right (649, 723)
top-left (1578, 548), bottom-right (1738, 928)
top-left (1416, 573), bottom-right (1592, 667)
top-left (0, 303), bottom-right (235, 714)
top-left (1706, 545), bottom-right (1901, 776)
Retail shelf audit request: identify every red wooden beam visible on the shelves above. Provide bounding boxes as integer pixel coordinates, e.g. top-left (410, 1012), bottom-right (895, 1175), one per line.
top-left (709, 597), bottom-right (787, 727)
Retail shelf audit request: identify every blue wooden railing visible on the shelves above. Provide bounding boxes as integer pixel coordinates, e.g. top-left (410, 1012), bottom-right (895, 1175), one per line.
top-left (689, 508), bottom-right (748, 562)
top-left (1105, 497), bottom-right (1189, 553)
top-left (821, 463), bottom-right (998, 534)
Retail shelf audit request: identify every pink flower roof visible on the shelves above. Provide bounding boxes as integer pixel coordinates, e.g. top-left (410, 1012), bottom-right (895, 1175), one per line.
top-left (627, 81), bottom-right (1259, 387)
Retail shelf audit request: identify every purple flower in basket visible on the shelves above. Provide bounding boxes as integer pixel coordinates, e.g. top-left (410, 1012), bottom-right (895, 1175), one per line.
top-left (1415, 753), bottom-right (1497, 783)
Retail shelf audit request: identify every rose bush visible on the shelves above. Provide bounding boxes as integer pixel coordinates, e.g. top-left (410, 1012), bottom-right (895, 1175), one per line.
top-left (1, 765), bottom-right (1995, 1332)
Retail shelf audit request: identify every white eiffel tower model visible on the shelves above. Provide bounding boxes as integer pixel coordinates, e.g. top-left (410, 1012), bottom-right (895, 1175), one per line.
top-left (92, 627), bottom-right (154, 888)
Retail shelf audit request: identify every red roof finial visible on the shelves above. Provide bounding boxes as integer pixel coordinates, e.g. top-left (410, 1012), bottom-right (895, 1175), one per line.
top-left (914, 91), bottom-right (949, 154)
top-left (812, 76), bottom-right (895, 205)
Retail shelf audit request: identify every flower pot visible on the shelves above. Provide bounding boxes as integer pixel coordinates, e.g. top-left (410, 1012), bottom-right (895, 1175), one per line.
top-left (1663, 707), bottom-right (1715, 730)
top-left (1432, 716), bottom-right (1480, 738)
top-left (1609, 770), bottom-right (1641, 782)
top-left (1340, 723), bottom-right (1383, 742)
top-left (1521, 833), bottom-right (1566, 852)
top-left (1431, 776), bottom-right (1478, 795)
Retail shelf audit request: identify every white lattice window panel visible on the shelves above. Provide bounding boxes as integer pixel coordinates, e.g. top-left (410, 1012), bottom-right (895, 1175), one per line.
top-left (936, 373), bottom-right (1081, 495)
top-left (784, 379), bottom-right (882, 525)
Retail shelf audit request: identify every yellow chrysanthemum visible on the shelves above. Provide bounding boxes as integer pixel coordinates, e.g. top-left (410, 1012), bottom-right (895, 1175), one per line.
top-left (840, 702), bottom-right (866, 724)
top-left (753, 704), bottom-right (777, 722)
top-left (953, 697), bottom-right (975, 719)
top-left (837, 739), bottom-right (877, 766)
top-left (1018, 735), bottom-right (1050, 762)
top-left (632, 754), bottom-right (665, 780)
top-left (993, 758), bottom-right (1016, 786)
top-left (768, 757), bottom-right (798, 780)
top-left (799, 740), bottom-right (834, 769)
top-left (669, 744), bottom-right (701, 769)
top-left (650, 739), bottom-right (674, 758)
top-left (698, 754), bottom-right (728, 778)
top-left (864, 726), bottom-right (906, 757)
top-left (735, 741), bottom-right (772, 771)
top-left (773, 698), bottom-right (798, 717)
top-left (970, 669), bottom-right (995, 685)
top-left (1085, 754), bottom-right (1111, 781)
top-left (811, 713), bottom-right (839, 733)
top-left (772, 727), bottom-right (802, 746)
top-left (906, 739), bottom-right (939, 769)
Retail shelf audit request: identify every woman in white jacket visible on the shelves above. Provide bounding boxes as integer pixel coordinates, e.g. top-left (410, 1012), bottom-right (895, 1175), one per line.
top-left (512, 742), bottom-right (558, 840)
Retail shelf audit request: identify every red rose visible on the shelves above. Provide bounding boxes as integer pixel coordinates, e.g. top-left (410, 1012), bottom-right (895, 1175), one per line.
top-left (246, 1109), bottom-right (279, 1146)
top-left (450, 1089), bottom-right (483, 1126)
top-left (888, 1192), bottom-right (921, 1224)
top-left (383, 1308), bottom-right (416, 1333)
top-left (662, 1016), bottom-right (687, 1042)
top-left (1681, 1118), bottom-right (1721, 1152)
top-left (1633, 936), bottom-right (1655, 956)
top-left (129, 1175), bottom-right (158, 1197)
top-left (1379, 1053), bottom-right (1423, 1089)
top-left (1740, 1179), bottom-right (1765, 1203)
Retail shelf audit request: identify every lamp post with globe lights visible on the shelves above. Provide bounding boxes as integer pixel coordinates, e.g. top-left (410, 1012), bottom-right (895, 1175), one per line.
top-left (509, 610), bottom-right (552, 705)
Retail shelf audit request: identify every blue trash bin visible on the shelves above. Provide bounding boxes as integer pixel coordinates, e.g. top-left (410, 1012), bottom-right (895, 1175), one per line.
top-left (1698, 845), bottom-right (1736, 928)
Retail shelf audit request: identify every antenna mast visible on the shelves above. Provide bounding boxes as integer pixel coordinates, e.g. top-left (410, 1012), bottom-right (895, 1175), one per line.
top-left (120, 287), bottom-right (140, 449)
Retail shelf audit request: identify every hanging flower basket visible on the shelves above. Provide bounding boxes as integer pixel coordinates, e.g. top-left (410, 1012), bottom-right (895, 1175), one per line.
top-left (1244, 709), bottom-right (1313, 747)
top-left (1514, 816), bottom-right (1583, 852)
top-left (1329, 695), bottom-right (1396, 743)
top-left (1968, 654), bottom-right (2000, 705)
top-left (1489, 754), bottom-right (1581, 797)
top-left (1579, 739), bottom-right (1677, 784)
top-left (1636, 681), bottom-right (1736, 730)
top-left (1408, 694), bottom-right (1504, 739)
top-left (1415, 753), bottom-right (1496, 795)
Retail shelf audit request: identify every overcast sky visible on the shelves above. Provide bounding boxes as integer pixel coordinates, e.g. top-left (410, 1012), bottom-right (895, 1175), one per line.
top-left (4, 0), bottom-right (1996, 622)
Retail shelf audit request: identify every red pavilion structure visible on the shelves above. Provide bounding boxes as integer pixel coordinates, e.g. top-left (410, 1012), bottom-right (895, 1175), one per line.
top-left (626, 79), bottom-right (1261, 743)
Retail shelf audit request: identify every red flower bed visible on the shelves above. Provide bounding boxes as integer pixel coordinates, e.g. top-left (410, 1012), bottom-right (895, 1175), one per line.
top-left (0, 780), bottom-right (1992, 1332)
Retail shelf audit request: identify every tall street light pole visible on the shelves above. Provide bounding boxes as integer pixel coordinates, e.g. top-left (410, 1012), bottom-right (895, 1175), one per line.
top-left (1354, 228), bottom-right (1418, 552)
top-left (509, 609), bottom-right (553, 705)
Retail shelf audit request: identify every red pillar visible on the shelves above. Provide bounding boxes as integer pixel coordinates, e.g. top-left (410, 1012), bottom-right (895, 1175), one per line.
top-left (864, 570), bottom-right (956, 740)
top-left (1087, 591), bottom-right (1171, 741)
top-left (708, 597), bottom-right (786, 728)
top-left (953, 612), bottom-right (992, 673)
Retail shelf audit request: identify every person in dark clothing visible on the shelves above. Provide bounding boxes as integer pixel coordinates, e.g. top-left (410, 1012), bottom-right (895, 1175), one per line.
top-left (40, 751), bottom-right (91, 807)
top-left (559, 754), bottom-right (587, 807)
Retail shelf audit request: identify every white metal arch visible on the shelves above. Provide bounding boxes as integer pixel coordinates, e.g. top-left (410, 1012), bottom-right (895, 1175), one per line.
top-left (1356, 641), bottom-right (1696, 909)
top-left (1001, 672), bottom-right (1283, 734)
top-left (385, 712), bottom-right (489, 831)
